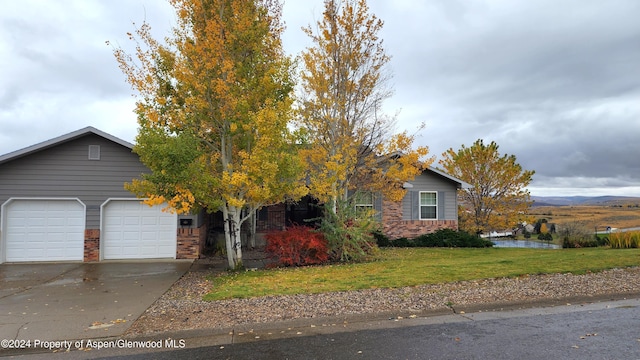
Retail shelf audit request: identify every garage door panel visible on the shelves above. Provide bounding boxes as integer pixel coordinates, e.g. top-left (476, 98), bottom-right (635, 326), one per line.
top-left (47, 216), bottom-right (67, 225)
top-left (102, 201), bottom-right (176, 260)
top-left (3, 199), bottom-right (85, 262)
top-left (141, 216), bottom-right (158, 226)
top-left (123, 231), bottom-right (142, 241)
top-left (124, 217), bottom-right (141, 226)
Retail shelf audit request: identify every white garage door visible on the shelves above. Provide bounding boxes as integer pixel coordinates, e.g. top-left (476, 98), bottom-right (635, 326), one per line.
top-left (102, 200), bottom-right (177, 259)
top-left (3, 199), bottom-right (85, 262)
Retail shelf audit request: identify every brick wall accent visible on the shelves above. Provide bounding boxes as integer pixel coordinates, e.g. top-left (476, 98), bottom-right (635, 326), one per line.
top-left (177, 227), bottom-right (201, 259)
top-left (381, 199), bottom-right (458, 239)
top-left (382, 219), bottom-right (458, 239)
top-left (84, 229), bottom-right (100, 262)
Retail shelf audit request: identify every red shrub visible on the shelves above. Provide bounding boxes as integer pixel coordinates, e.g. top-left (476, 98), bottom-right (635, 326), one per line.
top-left (265, 225), bottom-right (329, 267)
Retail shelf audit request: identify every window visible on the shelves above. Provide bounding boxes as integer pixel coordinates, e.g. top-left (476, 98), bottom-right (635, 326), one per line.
top-left (419, 191), bottom-right (437, 220)
top-left (354, 192), bottom-right (374, 217)
top-left (88, 145), bottom-right (100, 160)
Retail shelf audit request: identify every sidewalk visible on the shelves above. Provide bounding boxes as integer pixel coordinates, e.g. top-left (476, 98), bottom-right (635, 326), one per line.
top-left (156, 296), bottom-right (640, 349)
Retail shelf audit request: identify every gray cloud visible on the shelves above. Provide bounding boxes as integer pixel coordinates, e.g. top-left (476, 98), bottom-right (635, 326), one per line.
top-left (1, 0), bottom-right (639, 196)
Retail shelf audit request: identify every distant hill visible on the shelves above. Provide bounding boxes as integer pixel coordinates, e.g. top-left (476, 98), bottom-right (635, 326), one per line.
top-left (531, 196), bottom-right (640, 207)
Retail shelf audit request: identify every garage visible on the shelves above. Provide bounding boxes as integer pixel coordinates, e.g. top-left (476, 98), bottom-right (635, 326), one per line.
top-left (2, 199), bottom-right (85, 262)
top-left (101, 200), bottom-right (177, 259)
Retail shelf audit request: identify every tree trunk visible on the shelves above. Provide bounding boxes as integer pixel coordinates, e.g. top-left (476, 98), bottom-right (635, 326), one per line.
top-left (229, 205), bottom-right (243, 269)
top-left (249, 209), bottom-right (256, 248)
top-left (221, 205), bottom-right (235, 269)
top-left (222, 204), bottom-right (244, 269)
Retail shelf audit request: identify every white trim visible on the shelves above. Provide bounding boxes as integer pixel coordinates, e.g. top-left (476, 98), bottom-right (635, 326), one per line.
top-left (427, 166), bottom-right (472, 189)
top-left (1, 198), bottom-right (86, 264)
top-left (419, 191), bottom-right (438, 220)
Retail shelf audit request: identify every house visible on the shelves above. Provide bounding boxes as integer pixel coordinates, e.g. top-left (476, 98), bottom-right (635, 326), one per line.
top-left (0, 127), bottom-right (205, 263)
top-left (379, 167), bottom-right (468, 239)
top-left (244, 166), bottom-right (468, 242)
top-left (0, 127), bottom-right (468, 263)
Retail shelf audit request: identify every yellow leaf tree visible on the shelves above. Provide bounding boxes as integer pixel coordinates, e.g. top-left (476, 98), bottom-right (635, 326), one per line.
top-left (439, 139), bottom-right (535, 234)
top-left (298, 0), bottom-right (431, 214)
top-left (112, 0), bottom-right (307, 269)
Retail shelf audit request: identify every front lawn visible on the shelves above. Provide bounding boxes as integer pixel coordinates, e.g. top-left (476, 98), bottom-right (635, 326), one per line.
top-left (204, 247), bottom-right (640, 301)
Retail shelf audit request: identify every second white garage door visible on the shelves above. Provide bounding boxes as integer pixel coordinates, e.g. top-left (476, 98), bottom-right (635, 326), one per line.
top-left (102, 200), bottom-right (177, 260)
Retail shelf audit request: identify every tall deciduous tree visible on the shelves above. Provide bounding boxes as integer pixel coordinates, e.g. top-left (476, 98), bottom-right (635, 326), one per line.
top-left (440, 139), bottom-right (535, 234)
top-left (298, 0), bottom-right (431, 213)
top-left (111, 0), bottom-right (307, 269)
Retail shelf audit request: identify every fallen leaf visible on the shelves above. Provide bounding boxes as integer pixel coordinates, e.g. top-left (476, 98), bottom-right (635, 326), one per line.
top-left (89, 323), bottom-right (114, 330)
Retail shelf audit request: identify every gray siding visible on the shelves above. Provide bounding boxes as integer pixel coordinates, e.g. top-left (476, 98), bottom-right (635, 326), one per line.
top-left (0, 134), bottom-right (149, 228)
top-left (401, 171), bottom-right (459, 221)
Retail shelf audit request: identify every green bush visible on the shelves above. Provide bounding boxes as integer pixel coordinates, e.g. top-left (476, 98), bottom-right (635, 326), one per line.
top-left (319, 198), bottom-right (379, 262)
top-left (390, 237), bottom-right (411, 247)
top-left (562, 236), bottom-right (599, 248)
top-left (560, 221), bottom-right (601, 248)
top-left (380, 229), bottom-right (493, 248)
top-left (373, 230), bottom-right (391, 247)
top-left (537, 232), bottom-right (553, 241)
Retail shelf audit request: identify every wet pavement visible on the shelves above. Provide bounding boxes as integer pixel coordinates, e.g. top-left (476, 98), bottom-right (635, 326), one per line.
top-left (0, 261), bottom-right (191, 343)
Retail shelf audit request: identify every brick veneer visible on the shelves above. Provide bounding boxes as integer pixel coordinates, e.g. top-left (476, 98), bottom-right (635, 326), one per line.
top-left (381, 199), bottom-right (458, 239)
top-left (84, 229), bottom-right (100, 262)
top-left (84, 226), bottom-right (204, 262)
top-left (176, 226), bottom-right (204, 259)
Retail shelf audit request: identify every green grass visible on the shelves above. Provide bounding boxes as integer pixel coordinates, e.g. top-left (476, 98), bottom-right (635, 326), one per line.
top-left (203, 247), bottom-right (640, 301)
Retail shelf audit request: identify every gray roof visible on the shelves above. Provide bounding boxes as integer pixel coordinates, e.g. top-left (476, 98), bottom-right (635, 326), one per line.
top-left (0, 126), bottom-right (134, 165)
top-left (376, 151), bottom-right (470, 189)
top-left (426, 166), bottom-right (472, 189)
top-left (0, 127), bottom-right (472, 190)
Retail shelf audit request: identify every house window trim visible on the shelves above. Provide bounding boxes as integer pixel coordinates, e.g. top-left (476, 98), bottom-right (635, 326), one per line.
top-left (419, 191), bottom-right (438, 220)
top-left (354, 191), bottom-right (374, 216)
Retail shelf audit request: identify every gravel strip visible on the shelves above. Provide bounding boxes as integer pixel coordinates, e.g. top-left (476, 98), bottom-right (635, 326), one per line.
top-left (125, 265), bottom-right (640, 336)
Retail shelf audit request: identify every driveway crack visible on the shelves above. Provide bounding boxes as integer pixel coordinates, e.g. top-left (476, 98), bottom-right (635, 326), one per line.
top-left (0, 264), bottom-right (82, 299)
top-left (13, 322), bottom-right (30, 340)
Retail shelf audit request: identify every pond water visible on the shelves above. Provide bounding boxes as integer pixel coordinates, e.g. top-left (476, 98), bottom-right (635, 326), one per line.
top-left (491, 240), bottom-right (561, 249)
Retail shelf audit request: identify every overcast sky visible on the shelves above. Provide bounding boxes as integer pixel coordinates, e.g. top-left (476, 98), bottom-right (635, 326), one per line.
top-left (1, 0), bottom-right (639, 197)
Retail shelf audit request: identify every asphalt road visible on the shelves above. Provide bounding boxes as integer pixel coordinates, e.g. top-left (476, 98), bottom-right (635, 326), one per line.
top-left (9, 298), bottom-right (639, 360)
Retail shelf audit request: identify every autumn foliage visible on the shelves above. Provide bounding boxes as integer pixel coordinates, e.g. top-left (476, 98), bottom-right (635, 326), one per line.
top-left (298, 0), bottom-right (432, 208)
top-left (265, 226), bottom-right (329, 267)
top-left (111, 0), bottom-right (307, 269)
top-left (440, 139), bottom-right (535, 233)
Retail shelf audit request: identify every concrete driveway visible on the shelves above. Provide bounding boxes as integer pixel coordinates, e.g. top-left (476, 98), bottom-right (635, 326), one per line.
top-left (0, 261), bottom-right (191, 342)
